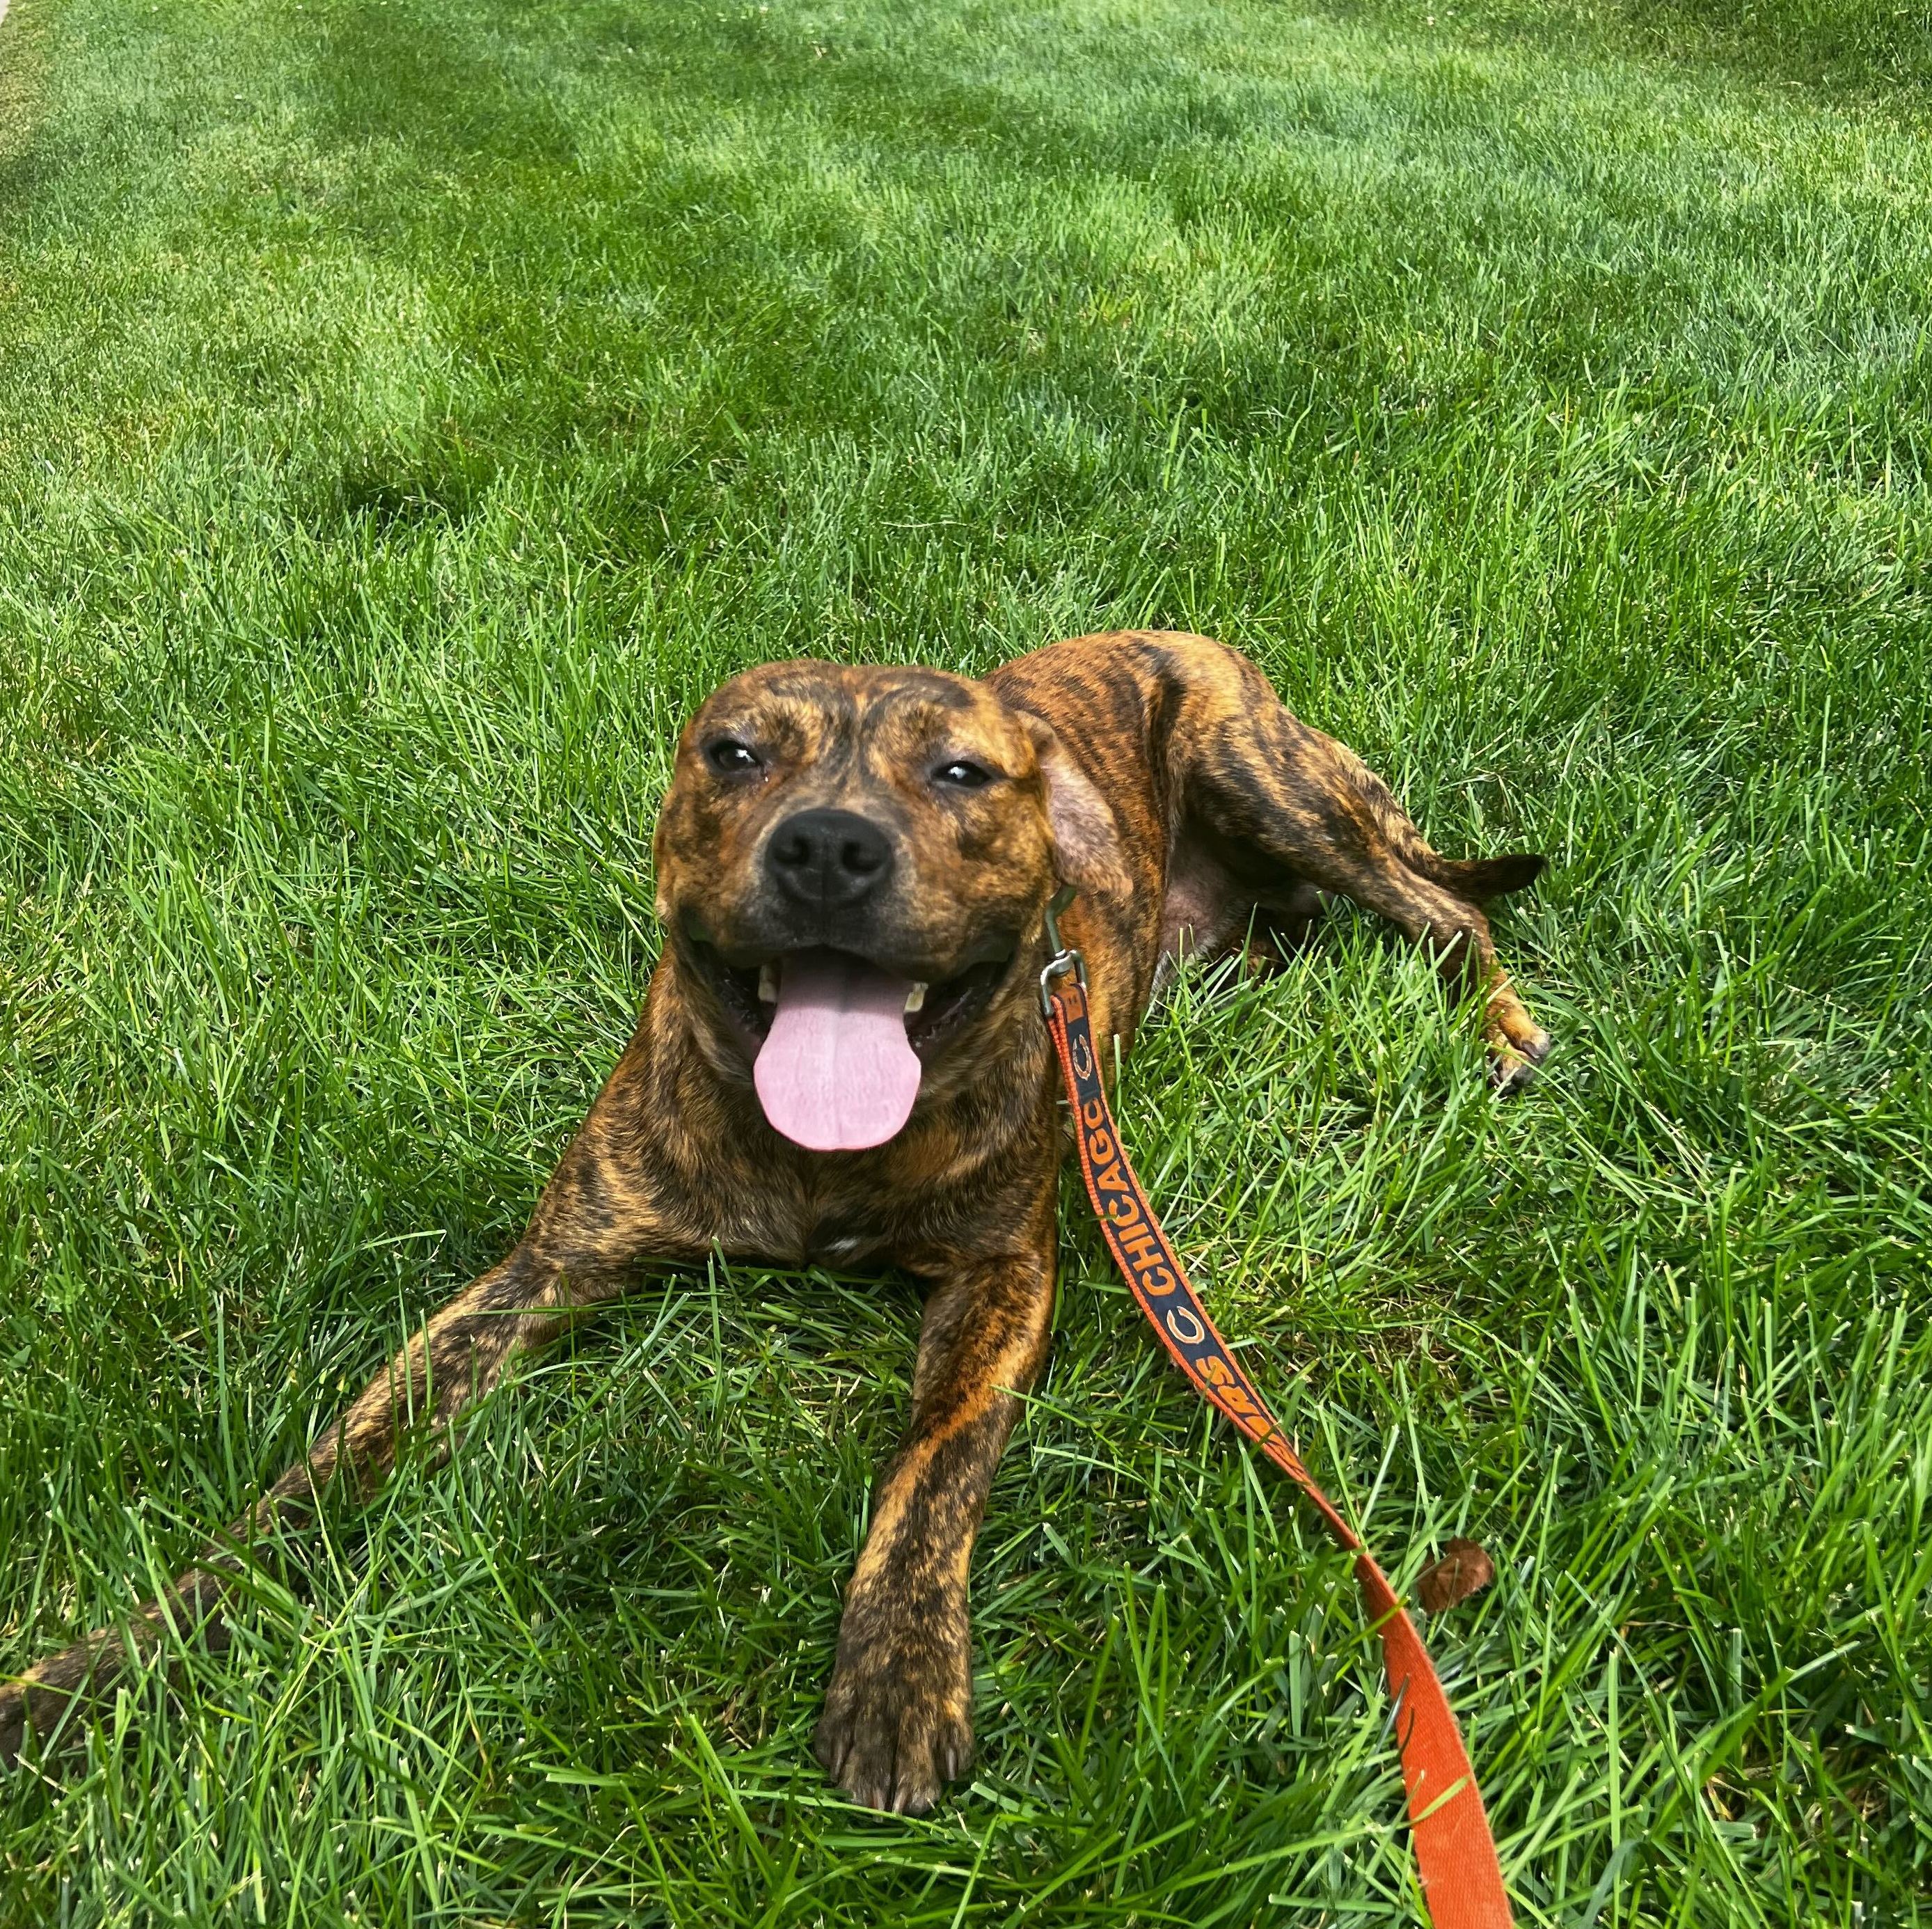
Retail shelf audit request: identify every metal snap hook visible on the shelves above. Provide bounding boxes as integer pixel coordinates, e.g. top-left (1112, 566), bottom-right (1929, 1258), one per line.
top-left (1038, 883), bottom-right (1086, 1014)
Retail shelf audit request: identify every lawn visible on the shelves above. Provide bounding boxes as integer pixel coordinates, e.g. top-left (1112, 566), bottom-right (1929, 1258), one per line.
top-left (2, 0), bottom-right (1929, 1920)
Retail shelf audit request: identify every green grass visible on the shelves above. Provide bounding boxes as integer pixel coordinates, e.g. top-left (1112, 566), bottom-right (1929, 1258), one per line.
top-left (2, 0), bottom-right (1929, 1920)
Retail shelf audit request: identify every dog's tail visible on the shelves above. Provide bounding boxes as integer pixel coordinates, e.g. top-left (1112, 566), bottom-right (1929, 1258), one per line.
top-left (1409, 851), bottom-right (1548, 902)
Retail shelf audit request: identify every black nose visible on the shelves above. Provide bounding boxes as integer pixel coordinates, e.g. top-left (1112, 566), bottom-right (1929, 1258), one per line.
top-left (766, 808), bottom-right (896, 910)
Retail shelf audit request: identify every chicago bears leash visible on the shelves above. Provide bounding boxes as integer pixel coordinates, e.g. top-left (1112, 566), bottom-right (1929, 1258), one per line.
top-left (1039, 889), bottom-right (1512, 1929)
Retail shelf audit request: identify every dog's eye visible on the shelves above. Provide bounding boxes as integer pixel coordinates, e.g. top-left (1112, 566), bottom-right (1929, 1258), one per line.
top-left (705, 738), bottom-right (763, 776)
top-left (933, 759), bottom-right (994, 790)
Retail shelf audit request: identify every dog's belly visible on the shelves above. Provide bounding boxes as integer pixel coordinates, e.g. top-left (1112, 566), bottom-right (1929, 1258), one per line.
top-left (1158, 825), bottom-right (1260, 972)
top-left (1158, 865), bottom-right (1247, 970)
top-left (1157, 824), bottom-right (1323, 983)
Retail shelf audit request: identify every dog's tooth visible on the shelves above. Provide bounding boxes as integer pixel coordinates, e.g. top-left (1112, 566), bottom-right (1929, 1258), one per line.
top-left (903, 982), bottom-right (927, 1014)
top-left (758, 962), bottom-right (779, 1003)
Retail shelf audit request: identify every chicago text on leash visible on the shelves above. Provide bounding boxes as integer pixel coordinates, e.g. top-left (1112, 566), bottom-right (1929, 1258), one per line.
top-left (1, 631), bottom-right (1548, 1813)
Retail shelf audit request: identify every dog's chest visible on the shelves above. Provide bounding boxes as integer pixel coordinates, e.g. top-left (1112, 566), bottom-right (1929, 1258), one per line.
top-left (709, 1181), bottom-right (911, 1271)
top-left (801, 1221), bottom-right (892, 1267)
top-left (708, 1150), bottom-right (1000, 1273)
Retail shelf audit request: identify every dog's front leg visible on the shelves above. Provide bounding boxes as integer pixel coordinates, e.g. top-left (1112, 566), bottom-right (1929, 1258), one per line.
top-left (0, 1038), bottom-right (699, 1764)
top-left (814, 1227), bottom-right (1056, 1816)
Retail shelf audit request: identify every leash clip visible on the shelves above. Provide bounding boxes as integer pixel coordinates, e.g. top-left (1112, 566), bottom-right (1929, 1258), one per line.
top-left (1039, 883), bottom-right (1086, 1015)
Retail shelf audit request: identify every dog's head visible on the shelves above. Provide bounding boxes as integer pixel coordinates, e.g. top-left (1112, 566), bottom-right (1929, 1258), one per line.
top-left (654, 660), bottom-right (1120, 1151)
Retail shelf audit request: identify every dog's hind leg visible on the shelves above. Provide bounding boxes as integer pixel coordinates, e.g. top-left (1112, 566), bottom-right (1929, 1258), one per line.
top-left (813, 1209), bottom-right (1057, 1816)
top-left (1168, 640), bottom-right (1551, 1087)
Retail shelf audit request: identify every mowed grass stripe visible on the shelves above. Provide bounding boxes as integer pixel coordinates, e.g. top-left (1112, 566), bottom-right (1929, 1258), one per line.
top-left (1, 0), bottom-right (1928, 1921)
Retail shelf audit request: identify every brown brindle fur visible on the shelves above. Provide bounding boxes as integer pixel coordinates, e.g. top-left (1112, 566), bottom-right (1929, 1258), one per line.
top-left (0, 632), bottom-right (1548, 1811)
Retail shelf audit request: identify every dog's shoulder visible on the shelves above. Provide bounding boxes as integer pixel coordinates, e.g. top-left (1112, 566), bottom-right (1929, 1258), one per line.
top-left (986, 629), bottom-right (1255, 734)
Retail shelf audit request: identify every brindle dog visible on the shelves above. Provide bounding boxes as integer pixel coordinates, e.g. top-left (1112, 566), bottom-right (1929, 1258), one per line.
top-left (0, 630), bottom-right (1548, 1812)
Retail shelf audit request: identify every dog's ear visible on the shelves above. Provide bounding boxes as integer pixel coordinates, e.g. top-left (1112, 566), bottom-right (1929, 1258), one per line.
top-left (1020, 713), bottom-right (1129, 901)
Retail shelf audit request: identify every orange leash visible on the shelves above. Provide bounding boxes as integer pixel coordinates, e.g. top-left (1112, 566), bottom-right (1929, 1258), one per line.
top-left (1040, 896), bottom-right (1512, 1929)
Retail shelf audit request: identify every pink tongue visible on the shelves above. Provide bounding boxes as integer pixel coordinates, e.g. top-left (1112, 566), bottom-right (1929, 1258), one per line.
top-left (753, 951), bottom-right (922, 1151)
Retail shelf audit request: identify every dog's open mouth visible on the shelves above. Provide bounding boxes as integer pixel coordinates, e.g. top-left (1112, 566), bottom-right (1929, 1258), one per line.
top-left (693, 943), bottom-right (1013, 1152)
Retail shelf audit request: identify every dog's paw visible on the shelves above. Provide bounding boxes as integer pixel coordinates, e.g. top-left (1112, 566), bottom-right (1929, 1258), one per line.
top-left (812, 1630), bottom-right (973, 1816)
top-left (1488, 1023), bottom-right (1550, 1094)
top-left (0, 1628), bottom-right (131, 1768)
top-left (0, 1683), bottom-right (26, 1767)
top-left (0, 1673), bottom-right (79, 1768)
